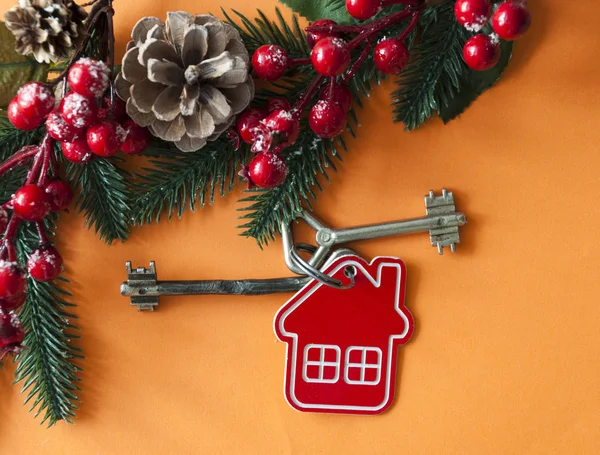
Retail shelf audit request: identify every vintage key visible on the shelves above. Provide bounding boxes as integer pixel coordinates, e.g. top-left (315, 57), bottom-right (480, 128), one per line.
top-left (282, 189), bottom-right (466, 275)
top-left (121, 248), bottom-right (356, 311)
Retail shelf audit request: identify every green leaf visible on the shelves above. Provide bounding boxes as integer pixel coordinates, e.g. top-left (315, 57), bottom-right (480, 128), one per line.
top-left (0, 22), bottom-right (49, 108)
top-left (437, 40), bottom-right (514, 123)
top-left (278, 0), bottom-right (353, 25)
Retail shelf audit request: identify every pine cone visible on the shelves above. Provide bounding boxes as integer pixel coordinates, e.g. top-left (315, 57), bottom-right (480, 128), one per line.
top-left (4, 0), bottom-right (88, 64)
top-left (115, 12), bottom-right (254, 152)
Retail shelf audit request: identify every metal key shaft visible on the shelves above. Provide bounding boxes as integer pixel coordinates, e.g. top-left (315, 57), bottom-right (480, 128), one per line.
top-left (121, 248), bottom-right (355, 311)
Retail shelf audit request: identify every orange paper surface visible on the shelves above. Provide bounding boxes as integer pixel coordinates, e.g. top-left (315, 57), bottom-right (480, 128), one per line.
top-left (1, 1), bottom-right (599, 453)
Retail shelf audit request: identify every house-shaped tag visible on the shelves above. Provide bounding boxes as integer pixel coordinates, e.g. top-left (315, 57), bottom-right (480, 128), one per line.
top-left (274, 255), bottom-right (414, 415)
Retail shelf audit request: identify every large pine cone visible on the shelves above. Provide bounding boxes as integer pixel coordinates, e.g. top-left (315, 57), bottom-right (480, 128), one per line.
top-left (115, 13), bottom-right (253, 152)
top-left (4, 0), bottom-right (87, 64)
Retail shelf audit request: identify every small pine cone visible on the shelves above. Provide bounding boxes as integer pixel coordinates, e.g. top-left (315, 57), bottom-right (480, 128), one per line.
top-left (115, 13), bottom-right (254, 152)
top-left (4, 0), bottom-right (88, 64)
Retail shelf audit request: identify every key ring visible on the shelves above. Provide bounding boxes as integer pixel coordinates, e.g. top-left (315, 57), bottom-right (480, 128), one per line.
top-left (289, 244), bottom-right (355, 290)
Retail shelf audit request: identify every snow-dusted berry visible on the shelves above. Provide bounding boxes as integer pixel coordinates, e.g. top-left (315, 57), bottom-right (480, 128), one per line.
top-left (15, 82), bottom-right (55, 120)
top-left (373, 38), bottom-right (410, 75)
top-left (492, 1), bottom-right (531, 41)
top-left (309, 100), bottom-right (346, 138)
top-left (44, 179), bottom-right (73, 212)
top-left (87, 120), bottom-right (125, 157)
top-left (237, 108), bottom-right (265, 144)
top-left (0, 260), bottom-right (27, 300)
top-left (311, 37), bottom-right (351, 76)
top-left (256, 109), bottom-right (300, 153)
top-left (252, 45), bottom-right (289, 81)
top-left (27, 246), bottom-right (63, 282)
top-left (12, 184), bottom-right (50, 222)
top-left (454, 0), bottom-right (492, 32)
top-left (463, 34), bottom-right (500, 71)
top-left (319, 84), bottom-right (353, 112)
top-left (0, 293), bottom-right (26, 313)
top-left (60, 92), bottom-right (98, 128)
top-left (61, 137), bottom-right (94, 163)
top-left (68, 58), bottom-right (110, 98)
top-left (247, 153), bottom-right (288, 188)
top-left (120, 120), bottom-right (150, 155)
top-left (8, 98), bottom-right (42, 131)
top-left (46, 110), bottom-right (83, 142)
top-left (0, 313), bottom-right (24, 356)
top-left (346, 0), bottom-right (382, 21)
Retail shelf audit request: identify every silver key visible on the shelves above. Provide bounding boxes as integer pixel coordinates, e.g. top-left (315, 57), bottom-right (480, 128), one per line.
top-left (121, 248), bottom-right (357, 311)
top-left (283, 189), bottom-right (466, 275)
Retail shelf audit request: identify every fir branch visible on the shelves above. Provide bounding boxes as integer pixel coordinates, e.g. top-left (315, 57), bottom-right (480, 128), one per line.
top-left (13, 219), bottom-right (82, 427)
top-left (63, 154), bottom-right (131, 244)
top-left (391, 2), bottom-right (469, 130)
top-left (238, 129), bottom-right (343, 246)
top-left (130, 140), bottom-right (246, 225)
top-left (0, 117), bottom-right (45, 161)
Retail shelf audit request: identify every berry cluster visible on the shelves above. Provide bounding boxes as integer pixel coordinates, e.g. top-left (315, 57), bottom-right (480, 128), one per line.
top-left (238, 0), bottom-right (424, 188)
top-left (455, 0), bottom-right (532, 71)
top-left (0, 57), bottom-right (151, 358)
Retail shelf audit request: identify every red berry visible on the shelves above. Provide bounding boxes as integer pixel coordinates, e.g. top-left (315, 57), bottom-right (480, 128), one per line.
top-left (248, 153), bottom-right (288, 188)
top-left (8, 98), bottom-right (42, 130)
top-left (0, 207), bottom-right (8, 233)
top-left (120, 119), bottom-right (150, 155)
top-left (237, 108), bottom-right (265, 144)
top-left (98, 96), bottom-right (127, 122)
top-left (311, 37), bottom-right (351, 76)
top-left (309, 100), bottom-right (346, 138)
top-left (252, 45), bottom-right (289, 81)
top-left (87, 120), bottom-right (125, 157)
top-left (454, 0), bottom-right (492, 32)
top-left (0, 260), bottom-right (27, 300)
top-left (44, 179), bottom-right (73, 212)
top-left (319, 85), bottom-right (353, 112)
top-left (307, 19), bottom-right (339, 48)
top-left (266, 97), bottom-right (291, 113)
top-left (346, 0), bottom-right (382, 21)
top-left (27, 246), bottom-right (63, 282)
top-left (373, 38), bottom-right (410, 75)
top-left (12, 184), bottom-right (50, 222)
top-left (46, 110), bottom-right (83, 142)
top-left (67, 58), bottom-right (110, 98)
top-left (15, 82), bottom-right (55, 120)
top-left (61, 138), bottom-right (93, 163)
top-left (0, 313), bottom-right (24, 354)
top-left (492, 1), bottom-right (531, 40)
top-left (463, 34), bottom-right (500, 70)
top-left (0, 293), bottom-right (26, 313)
top-left (260, 109), bottom-right (300, 151)
top-left (60, 92), bottom-right (98, 128)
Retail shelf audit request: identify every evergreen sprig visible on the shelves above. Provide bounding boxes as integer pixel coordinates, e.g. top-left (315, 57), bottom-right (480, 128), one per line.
top-left (13, 220), bottom-right (82, 427)
top-left (238, 131), bottom-right (344, 246)
top-left (63, 155), bottom-right (132, 244)
top-left (391, 3), bottom-right (470, 130)
top-left (130, 140), bottom-right (246, 225)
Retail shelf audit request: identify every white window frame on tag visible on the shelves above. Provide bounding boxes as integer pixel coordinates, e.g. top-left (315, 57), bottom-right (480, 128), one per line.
top-left (344, 346), bottom-right (383, 385)
top-left (302, 344), bottom-right (341, 384)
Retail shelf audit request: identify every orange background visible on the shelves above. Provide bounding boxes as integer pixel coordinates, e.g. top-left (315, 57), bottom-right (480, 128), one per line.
top-left (1, 0), bottom-right (599, 453)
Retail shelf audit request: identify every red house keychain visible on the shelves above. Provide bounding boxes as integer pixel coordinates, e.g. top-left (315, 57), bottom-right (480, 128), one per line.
top-left (274, 254), bottom-right (414, 415)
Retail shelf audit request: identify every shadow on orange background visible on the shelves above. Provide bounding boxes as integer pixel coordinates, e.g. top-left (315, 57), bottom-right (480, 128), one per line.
top-left (0, 0), bottom-right (599, 454)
